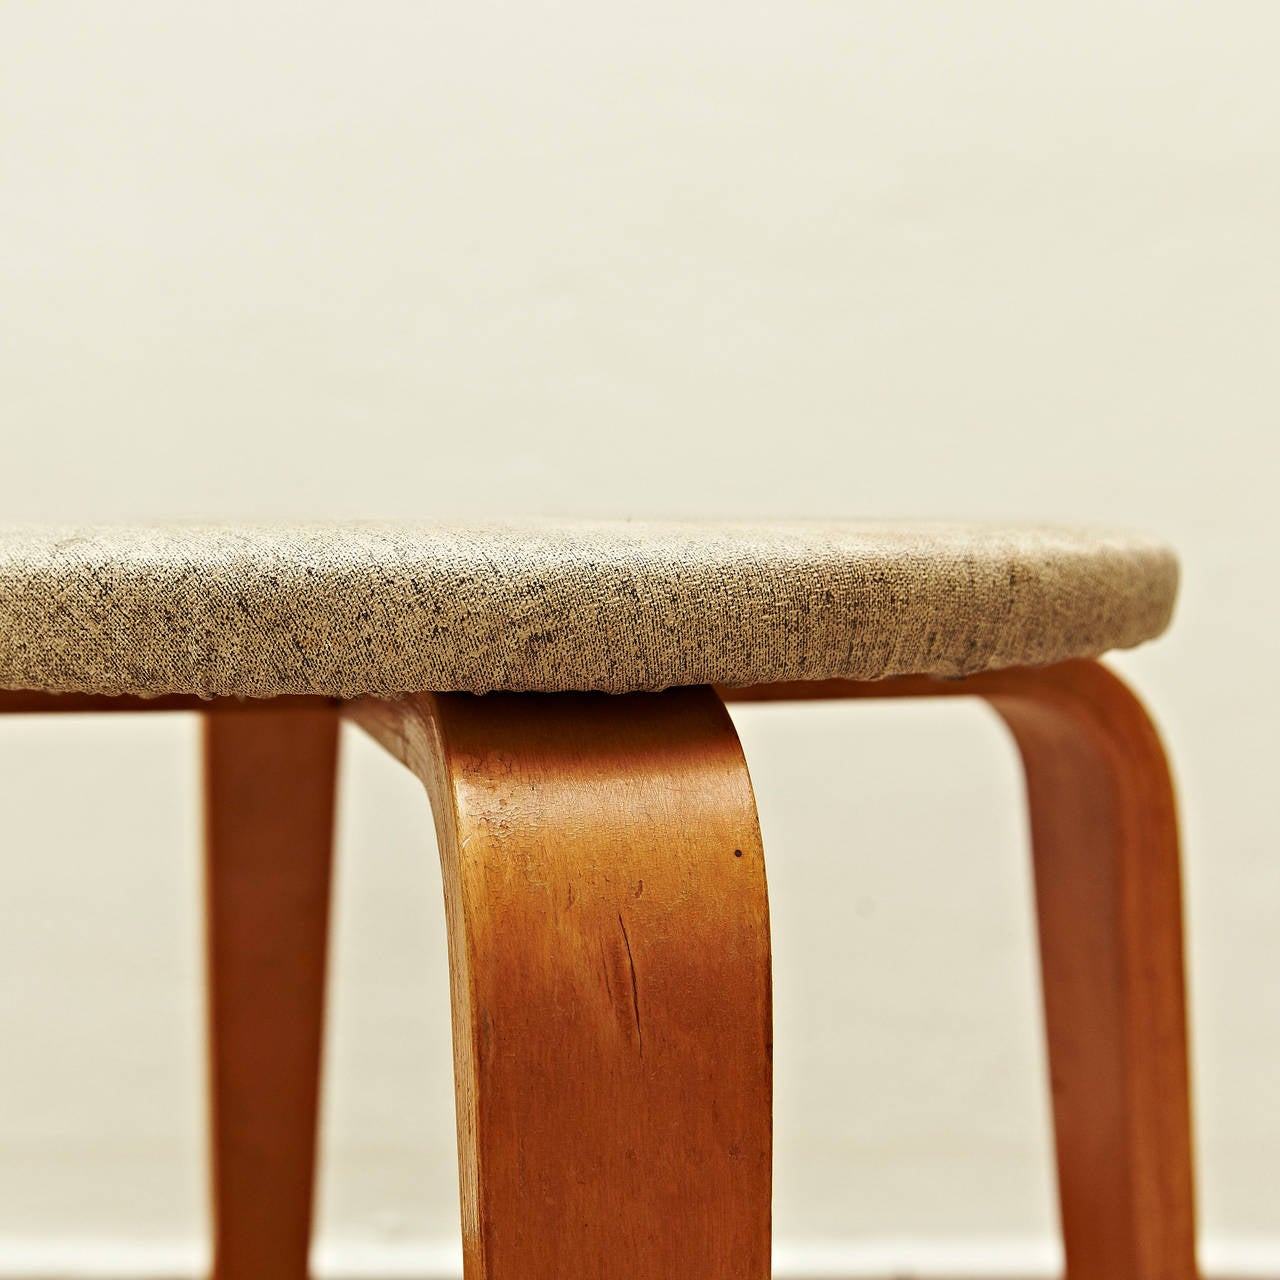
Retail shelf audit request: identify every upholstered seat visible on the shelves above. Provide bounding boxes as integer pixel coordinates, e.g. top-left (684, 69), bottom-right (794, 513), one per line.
top-left (0, 521), bottom-right (1177, 698)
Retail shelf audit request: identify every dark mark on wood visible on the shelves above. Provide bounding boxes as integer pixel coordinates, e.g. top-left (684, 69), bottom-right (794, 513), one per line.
top-left (618, 912), bottom-right (642, 1058)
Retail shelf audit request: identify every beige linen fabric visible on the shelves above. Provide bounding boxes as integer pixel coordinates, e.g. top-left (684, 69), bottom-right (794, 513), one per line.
top-left (0, 521), bottom-right (1177, 698)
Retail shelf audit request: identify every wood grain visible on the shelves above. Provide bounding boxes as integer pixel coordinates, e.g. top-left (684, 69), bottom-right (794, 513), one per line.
top-left (204, 704), bottom-right (340, 1280)
top-left (4, 660), bottom-right (1194, 1279)
top-left (350, 686), bottom-right (772, 1280)
top-left (726, 661), bottom-right (1197, 1280)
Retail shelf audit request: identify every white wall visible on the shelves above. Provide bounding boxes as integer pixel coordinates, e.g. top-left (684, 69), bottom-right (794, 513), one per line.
top-left (0, 1), bottom-right (1276, 1274)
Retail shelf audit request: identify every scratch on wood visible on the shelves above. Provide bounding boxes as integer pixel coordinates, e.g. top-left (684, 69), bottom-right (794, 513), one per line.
top-left (617, 912), bottom-right (642, 1058)
top-left (599, 938), bottom-right (614, 1005)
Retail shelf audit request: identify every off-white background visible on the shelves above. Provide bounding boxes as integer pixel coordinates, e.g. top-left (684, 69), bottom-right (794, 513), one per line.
top-left (1, 2), bottom-right (1276, 1276)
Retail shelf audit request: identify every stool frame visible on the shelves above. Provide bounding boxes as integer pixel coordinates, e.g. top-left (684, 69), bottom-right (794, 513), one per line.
top-left (0, 658), bottom-right (1197, 1280)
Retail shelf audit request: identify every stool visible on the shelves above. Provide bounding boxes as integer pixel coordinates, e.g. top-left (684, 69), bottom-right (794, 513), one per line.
top-left (0, 521), bottom-right (1194, 1280)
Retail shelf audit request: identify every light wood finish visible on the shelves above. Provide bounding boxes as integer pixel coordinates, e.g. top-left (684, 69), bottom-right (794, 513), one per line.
top-left (3, 660), bottom-right (1193, 1279)
top-left (726, 660), bottom-right (1197, 1280)
top-left (350, 686), bottom-right (772, 1280)
top-left (204, 704), bottom-right (340, 1280)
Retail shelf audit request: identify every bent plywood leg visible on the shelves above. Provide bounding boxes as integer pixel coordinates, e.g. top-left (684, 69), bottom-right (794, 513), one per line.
top-left (722, 660), bottom-right (1197, 1279)
top-left (204, 705), bottom-right (340, 1280)
top-left (983, 663), bottom-right (1196, 1280)
top-left (351, 687), bottom-right (772, 1280)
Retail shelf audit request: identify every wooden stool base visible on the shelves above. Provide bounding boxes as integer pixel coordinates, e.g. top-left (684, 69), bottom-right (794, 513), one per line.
top-left (0, 657), bottom-right (1197, 1280)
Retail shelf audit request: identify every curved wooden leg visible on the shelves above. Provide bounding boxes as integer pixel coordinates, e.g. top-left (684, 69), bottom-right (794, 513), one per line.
top-left (982, 663), bottom-right (1196, 1280)
top-left (722, 660), bottom-right (1197, 1279)
top-left (204, 704), bottom-right (340, 1280)
top-left (351, 687), bottom-right (772, 1280)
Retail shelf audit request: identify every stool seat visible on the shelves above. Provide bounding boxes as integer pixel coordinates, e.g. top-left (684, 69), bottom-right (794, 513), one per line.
top-left (0, 521), bottom-right (1177, 698)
